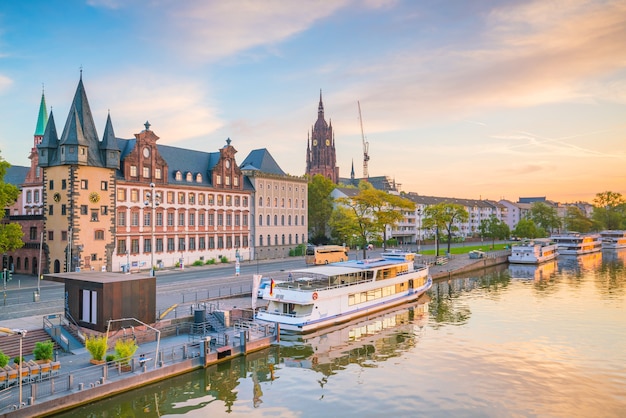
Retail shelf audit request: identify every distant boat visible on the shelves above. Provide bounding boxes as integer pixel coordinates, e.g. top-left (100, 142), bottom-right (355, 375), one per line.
top-left (256, 251), bottom-right (431, 333)
top-left (599, 230), bottom-right (626, 250)
top-left (508, 239), bottom-right (558, 264)
top-left (550, 232), bottom-right (602, 255)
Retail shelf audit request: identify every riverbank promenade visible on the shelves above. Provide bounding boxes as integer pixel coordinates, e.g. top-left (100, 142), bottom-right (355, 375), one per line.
top-left (0, 251), bottom-right (509, 417)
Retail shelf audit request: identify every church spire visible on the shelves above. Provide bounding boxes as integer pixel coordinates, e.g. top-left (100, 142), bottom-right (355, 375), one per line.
top-left (318, 89), bottom-right (324, 118)
top-left (34, 88), bottom-right (48, 137)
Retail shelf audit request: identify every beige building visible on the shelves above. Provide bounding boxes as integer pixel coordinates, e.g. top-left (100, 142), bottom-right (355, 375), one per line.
top-left (241, 149), bottom-right (308, 260)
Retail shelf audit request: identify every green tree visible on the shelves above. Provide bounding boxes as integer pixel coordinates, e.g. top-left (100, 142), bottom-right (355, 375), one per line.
top-left (333, 182), bottom-right (413, 259)
top-left (328, 206), bottom-right (361, 248)
top-left (0, 154), bottom-right (24, 254)
top-left (512, 218), bottom-right (544, 239)
top-left (478, 216), bottom-right (510, 249)
top-left (423, 203), bottom-right (469, 256)
top-left (592, 191), bottom-right (625, 230)
top-left (307, 174), bottom-right (336, 244)
top-left (564, 206), bottom-right (593, 233)
top-left (529, 202), bottom-right (561, 233)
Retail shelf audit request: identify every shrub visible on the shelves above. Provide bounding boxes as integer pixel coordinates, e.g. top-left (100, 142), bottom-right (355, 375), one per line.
top-left (205, 258), bottom-right (216, 265)
top-left (13, 356), bottom-right (24, 365)
top-left (85, 335), bottom-right (108, 361)
top-left (33, 340), bottom-right (55, 362)
top-left (192, 260), bottom-right (204, 266)
top-left (106, 354), bottom-right (115, 362)
top-left (0, 350), bottom-right (9, 368)
top-left (220, 256), bottom-right (228, 263)
top-left (115, 338), bottom-right (138, 365)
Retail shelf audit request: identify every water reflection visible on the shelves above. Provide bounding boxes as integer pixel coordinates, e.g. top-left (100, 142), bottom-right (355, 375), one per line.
top-left (508, 260), bottom-right (558, 281)
top-left (54, 255), bottom-right (626, 417)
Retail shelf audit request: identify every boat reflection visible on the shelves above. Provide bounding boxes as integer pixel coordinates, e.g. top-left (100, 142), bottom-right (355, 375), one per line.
top-left (279, 297), bottom-right (430, 374)
top-left (557, 252), bottom-right (603, 274)
top-left (508, 260), bottom-right (557, 281)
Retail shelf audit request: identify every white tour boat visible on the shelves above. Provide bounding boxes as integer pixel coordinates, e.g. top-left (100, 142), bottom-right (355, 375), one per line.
top-left (508, 239), bottom-right (559, 264)
top-left (255, 251), bottom-right (431, 333)
top-left (600, 230), bottom-right (626, 250)
top-left (550, 232), bottom-right (602, 255)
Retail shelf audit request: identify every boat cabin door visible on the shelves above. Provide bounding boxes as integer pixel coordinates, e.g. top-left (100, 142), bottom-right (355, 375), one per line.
top-left (408, 279), bottom-right (414, 289)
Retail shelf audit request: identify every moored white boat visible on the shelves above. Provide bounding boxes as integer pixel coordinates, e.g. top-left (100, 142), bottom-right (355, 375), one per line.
top-left (508, 239), bottom-right (558, 264)
top-left (550, 232), bottom-right (602, 255)
top-left (600, 230), bottom-right (626, 250)
top-left (255, 250), bottom-right (431, 333)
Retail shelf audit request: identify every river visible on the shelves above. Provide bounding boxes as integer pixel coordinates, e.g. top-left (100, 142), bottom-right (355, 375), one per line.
top-left (56, 250), bottom-right (626, 417)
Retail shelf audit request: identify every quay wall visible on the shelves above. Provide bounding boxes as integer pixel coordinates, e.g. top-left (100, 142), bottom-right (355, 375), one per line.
top-left (431, 253), bottom-right (510, 280)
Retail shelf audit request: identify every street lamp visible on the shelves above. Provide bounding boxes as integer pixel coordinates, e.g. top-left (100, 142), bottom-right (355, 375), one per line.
top-left (144, 183), bottom-right (160, 277)
top-left (0, 328), bottom-right (26, 408)
top-left (417, 207), bottom-right (422, 254)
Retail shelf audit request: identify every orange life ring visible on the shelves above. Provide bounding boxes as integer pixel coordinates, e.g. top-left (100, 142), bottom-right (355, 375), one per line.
top-left (312, 292), bottom-right (318, 300)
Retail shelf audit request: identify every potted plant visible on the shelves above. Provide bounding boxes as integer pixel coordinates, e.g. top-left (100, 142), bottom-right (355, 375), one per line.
top-left (85, 335), bottom-right (108, 365)
top-left (0, 350), bottom-right (9, 368)
top-left (33, 340), bottom-right (54, 363)
top-left (114, 338), bottom-right (138, 371)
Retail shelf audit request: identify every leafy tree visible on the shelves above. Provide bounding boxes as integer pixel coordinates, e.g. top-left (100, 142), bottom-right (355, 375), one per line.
top-left (592, 191), bottom-right (625, 230)
top-left (0, 154), bottom-right (24, 254)
top-left (478, 216), bottom-right (510, 249)
top-left (512, 218), bottom-right (544, 239)
top-left (564, 206), bottom-right (594, 233)
top-left (333, 182), bottom-right (414, 259)
top-left (307, 174), bottom-right (336, 244)
top-left (529, 202), bottom-right (561, 233)
top-left (423, 203), bottom-right (468, 256)
top-left (328, 206), bottom-right (361, 248)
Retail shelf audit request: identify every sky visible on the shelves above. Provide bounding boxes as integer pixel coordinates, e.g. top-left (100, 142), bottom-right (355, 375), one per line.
top-left (1, 0), bottom-right (625, 204)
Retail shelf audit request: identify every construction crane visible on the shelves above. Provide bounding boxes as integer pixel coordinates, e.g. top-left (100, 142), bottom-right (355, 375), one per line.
top-left (358, 101), bottom-right (370, 179)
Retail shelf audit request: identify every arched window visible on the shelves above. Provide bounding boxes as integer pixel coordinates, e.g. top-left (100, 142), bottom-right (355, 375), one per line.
top-left (281, 215), bottom-right (284, 226)
top-left (275, 235), bottom-right (278, 246)
top-left (289, 234), bottom-right (292, 244)
top-left (16, 257), bottom-right (21, 270)
top-left (282, 234), bottom-right (285, 245)
top-left (267, 234), bottom-right (271, 246)
top-left (295, 216), bottom-right (298, 226)
top-left (301, 215), bottom-right (305, 225)
top-left (259, 197), bottom-right (263, 206)
top-left (25, 258), bottom-right (30, 271)
top-left (196, 173), bottom-right (202, 182)
top-left (175, 171), bottom-right (182, 181)
top-left (296, 234), bottom-right (299, 244)
top-left (259, 235), bottom-right (263, 246)
top-left (288, 215), bottom-right (292, 226)
top-left (267, 215), bottom-right (270, 225)
top-left (274, 215), bottom-right (278, 226)
top-left (288, 199), bottom-right (292, 208)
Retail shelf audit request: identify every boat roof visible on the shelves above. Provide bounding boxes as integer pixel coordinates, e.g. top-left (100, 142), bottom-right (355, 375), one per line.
top-left (293, 258), bottom-right (407, 276)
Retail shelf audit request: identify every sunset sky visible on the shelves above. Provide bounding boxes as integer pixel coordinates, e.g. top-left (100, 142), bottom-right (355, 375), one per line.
top-left (1, 0), bottom-right (624, 203)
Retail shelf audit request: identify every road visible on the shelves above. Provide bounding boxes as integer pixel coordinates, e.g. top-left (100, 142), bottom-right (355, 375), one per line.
top-left (0, 257), bottom-right (309, 321)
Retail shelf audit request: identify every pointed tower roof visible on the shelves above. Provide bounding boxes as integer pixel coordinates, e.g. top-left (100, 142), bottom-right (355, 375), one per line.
top-left (240, 148), bottom-right (286, 176)
top-left (60, 77), bottom-right (98, 145)
top-left (314, 89), bottom-right (328, 131)
top-left (34, 91), bottom-right (48, 136)
top-left (39, 110), bottom-right (58, 148)
top-left (100, 112), bottom-right (119, 151)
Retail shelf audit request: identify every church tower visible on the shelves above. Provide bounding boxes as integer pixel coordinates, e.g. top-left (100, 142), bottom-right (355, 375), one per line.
top-left (305, 91), bottom-right (339, 183)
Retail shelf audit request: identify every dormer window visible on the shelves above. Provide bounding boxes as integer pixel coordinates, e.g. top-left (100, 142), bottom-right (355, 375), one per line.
top-left (175, 171), bottom-right (182, 181)
top-left (196, 173), bottom-right (202, 183)
top-left (216, 174), bottom-right (222, 185)
top-left (186, 172), bottom-right (192, 182)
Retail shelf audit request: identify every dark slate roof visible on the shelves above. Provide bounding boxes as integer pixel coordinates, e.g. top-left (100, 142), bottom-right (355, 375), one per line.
top-left (4, 165), bottom-right (29, 186)
top-left (115, 138), bottom-right (255, 190)
top-left (240, 149), bottom-right (286, 176)
top-left (405, 193), bottom-right (494, 208)
top-left (518, 197), bottom-right (546, 204)
top-left (338, 175), bottom-right (398, 192)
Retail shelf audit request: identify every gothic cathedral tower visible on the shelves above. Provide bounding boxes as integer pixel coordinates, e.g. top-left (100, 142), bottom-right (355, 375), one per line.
top-left (305, 91), bottom-right (339, 183)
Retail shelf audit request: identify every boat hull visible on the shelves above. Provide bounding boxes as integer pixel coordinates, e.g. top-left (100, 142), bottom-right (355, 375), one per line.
top-left (264, 282), bottom-right (431, 333)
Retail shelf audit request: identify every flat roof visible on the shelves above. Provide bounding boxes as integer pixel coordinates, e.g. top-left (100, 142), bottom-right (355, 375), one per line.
top-left (44, 272), bottom-right (153, 284)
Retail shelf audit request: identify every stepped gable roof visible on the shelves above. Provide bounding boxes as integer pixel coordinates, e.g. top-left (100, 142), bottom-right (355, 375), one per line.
top-left (34, 92), bottom-right (48, 136)
top-left (240, 148), bottom-right (286, 176)
top-left (4, 165), bottom-right (29, 186)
